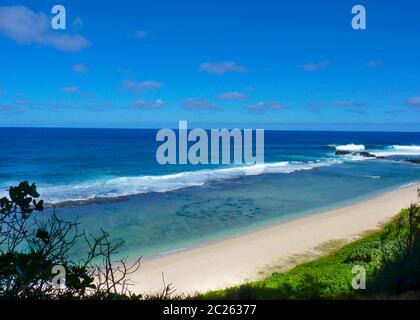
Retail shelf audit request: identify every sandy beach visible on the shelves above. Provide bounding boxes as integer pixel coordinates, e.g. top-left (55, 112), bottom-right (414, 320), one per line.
top-left (131, 184), bottom-right (420, 295)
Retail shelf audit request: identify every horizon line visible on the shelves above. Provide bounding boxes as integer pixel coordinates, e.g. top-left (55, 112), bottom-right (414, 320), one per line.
top-left (1, 126), bottom-right (420, 133)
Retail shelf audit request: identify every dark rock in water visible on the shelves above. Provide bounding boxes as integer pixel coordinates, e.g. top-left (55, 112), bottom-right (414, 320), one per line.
top-left (335, 150), bottom-right (376, 157)
top-left (335, 150), bottom-right (352, 156)
top-left (356, 151), bottom-right (376, 158)
top-left (406, 159), bottom-right (420, 164)
top-left (376, 156), bottom-right (385, 159)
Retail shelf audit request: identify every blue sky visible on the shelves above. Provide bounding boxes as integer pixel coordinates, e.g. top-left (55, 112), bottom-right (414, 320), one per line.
top-left (0, 0), bottom-right (419, 130)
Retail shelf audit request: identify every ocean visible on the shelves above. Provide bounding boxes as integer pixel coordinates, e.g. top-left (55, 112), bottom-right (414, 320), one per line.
top-left (1, 128), bottom-right (420, 258)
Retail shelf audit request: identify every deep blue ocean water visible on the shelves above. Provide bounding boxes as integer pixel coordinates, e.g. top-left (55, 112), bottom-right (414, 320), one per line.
top-left (1, 128), bottom-right (420, 257)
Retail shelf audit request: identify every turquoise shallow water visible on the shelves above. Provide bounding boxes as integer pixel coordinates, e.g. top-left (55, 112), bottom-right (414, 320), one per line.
top-left (54, 160), bottom-right (420, 259)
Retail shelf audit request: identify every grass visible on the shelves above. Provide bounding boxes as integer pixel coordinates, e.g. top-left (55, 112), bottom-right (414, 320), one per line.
top-left (198, 205), bottom-right (420, 300)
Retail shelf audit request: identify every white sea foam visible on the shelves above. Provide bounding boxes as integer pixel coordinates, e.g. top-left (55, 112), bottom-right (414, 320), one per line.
top-left (335, 144), bottom-right (366, 151)
top-left (5, 160), bottom-right (341, 204)
top-left (343, 155), bottom-right (376, 161)
top-left (391, 145), bottom-right (420, 151)
top-left (371, 145), bottom-right (420, 157)
top-left (332, 144), bottom-right (420, 157)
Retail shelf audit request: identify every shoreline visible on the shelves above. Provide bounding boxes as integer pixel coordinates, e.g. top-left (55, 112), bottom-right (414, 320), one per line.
top-left (130, 183), bottom-right (420, 295)
top-left (138, 180), bottom-right (419, 263)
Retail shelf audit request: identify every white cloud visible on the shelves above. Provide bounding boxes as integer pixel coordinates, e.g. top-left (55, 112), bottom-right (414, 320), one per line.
top-left (15, 99), bottom-right (33, 106)
top-left (405, 96), bottom-right (420, 108)
top-left (62, 86), bottom-right (79, 93)
top-left (199, 61), bottom-right (248, 75)
top-left (307, 100), bottom-right (367, 114)
top-left (298, 60), bottom-right (330, 72)
top-left (217, 91), bottom-right (247, 101)
top-left (330, 100), bottom-right (364, 107)
top-left (122, 80), bottom-right (162, 93)
top-left (246, 101), bottom-right (286, 114)
top-left (308, 100), bottom-right (365, 108)
top-left (0, 6), bottom-right (90, 52)
top-left (182, 98), bottom-right (220, 111)
top-left (133, 99), bottom-right (165, 109)
top-left (47, 103), bottom-right (81, 109)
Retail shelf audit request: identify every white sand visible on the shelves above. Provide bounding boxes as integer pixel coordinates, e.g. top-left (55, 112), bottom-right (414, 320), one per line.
top-left (130, 184), bottom-right (420, 295)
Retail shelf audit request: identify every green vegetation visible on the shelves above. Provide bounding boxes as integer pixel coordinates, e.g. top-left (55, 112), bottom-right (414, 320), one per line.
top-left (0, 181), bottom-right (142, 300)
top-left (200, 204), bottom-right (420, 299)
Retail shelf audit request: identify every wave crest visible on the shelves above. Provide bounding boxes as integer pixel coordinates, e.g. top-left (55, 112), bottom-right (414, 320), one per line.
top-left (335, 144), bottom-right (366, 151)
top-left (27, 160), bottom-right (341, 204)
top-left (391, 145), bottom-right (420, 151)
top-left (371, 145), bottom-right (420, 157)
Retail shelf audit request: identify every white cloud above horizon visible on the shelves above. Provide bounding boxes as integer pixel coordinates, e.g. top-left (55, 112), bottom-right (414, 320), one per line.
top-left (122, 80), bottom-right (162, 93)
top-left (15, 99), bottom-right (33, 106)
top-left (47, 103), bottom-right (81, 109)
top-left (199, 61), bottom-right (248, 75)
top-left (405, 96), bottom-right (420, 109)
top-left (0, 5), bottom-right (90, 52)
top-left (308, 100), bottom-right (366, 108)
top-left (62, 86), bottom-right (80, 93)
top-left (133, 99), bottom-right (165, 109)
top-left (217, 91), bottom-right (248, 101)
top-left (182, 98), bottom-right (221, 111)
top-left (298, 60), bottom-right (330, 72)
top-left (246, 101), bottom-right (286, 114)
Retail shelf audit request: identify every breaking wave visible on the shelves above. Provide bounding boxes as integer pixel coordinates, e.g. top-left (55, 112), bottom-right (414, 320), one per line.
top-left (334, 144), bottom-right (366, 151)
top-left (330, 144), bottom-right (420, 157)
top-left (371, 145), bottom-right (420, 157)
top-left (26, 160), bottom-right (342, 204)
